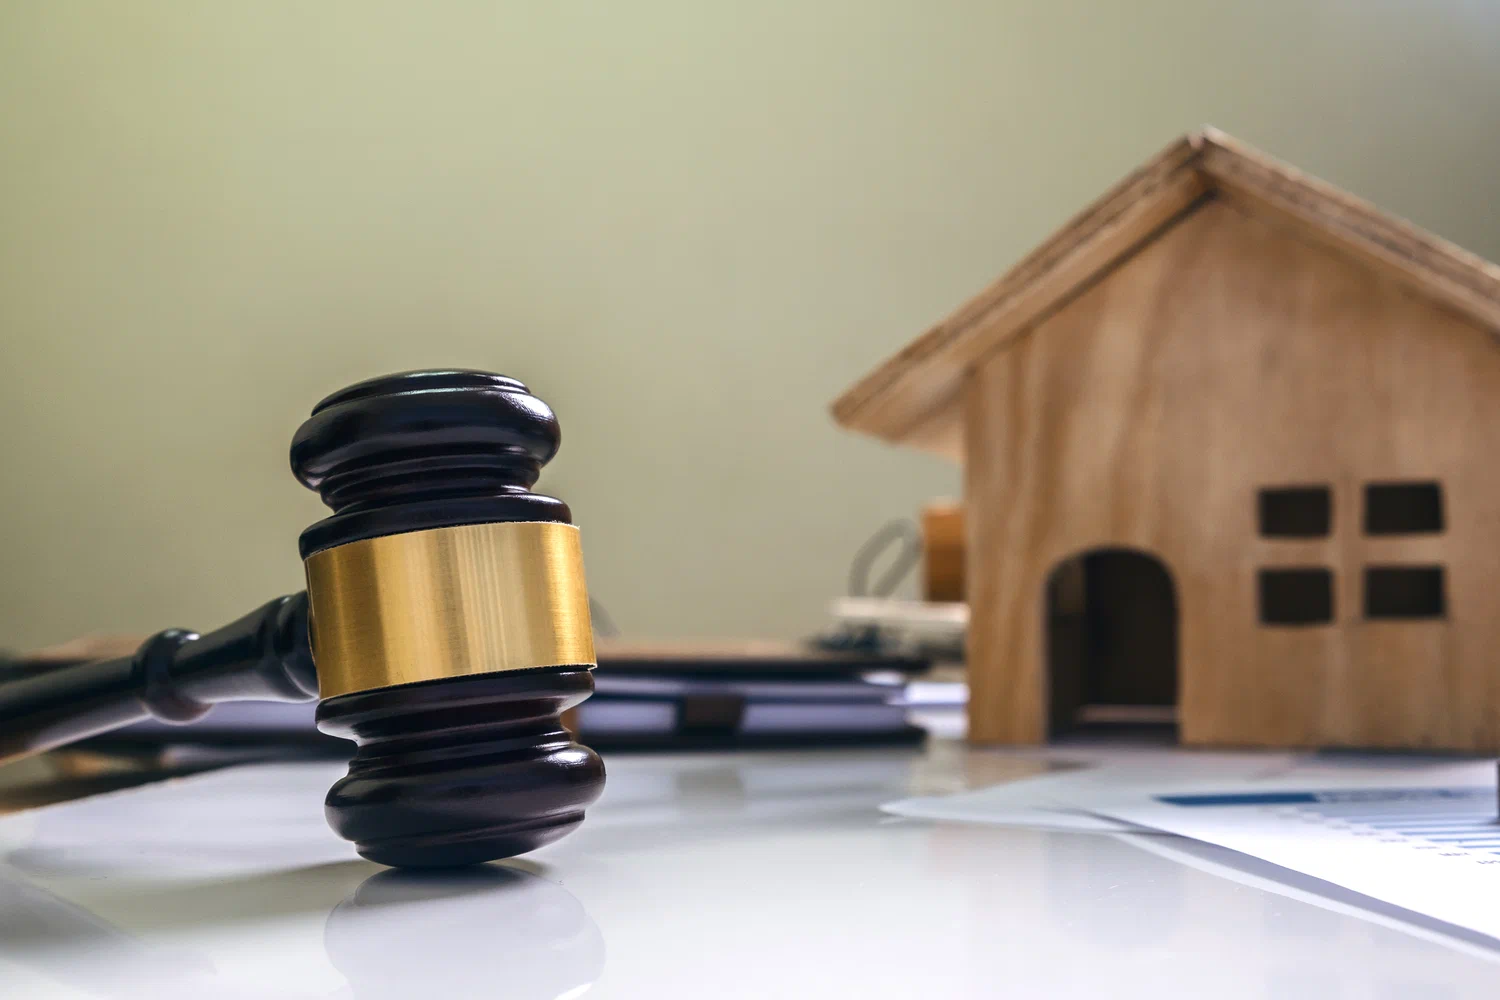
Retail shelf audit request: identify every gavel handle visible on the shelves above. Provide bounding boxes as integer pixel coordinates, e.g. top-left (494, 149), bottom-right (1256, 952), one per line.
top-left (0, 594), bottom-right (318, 762)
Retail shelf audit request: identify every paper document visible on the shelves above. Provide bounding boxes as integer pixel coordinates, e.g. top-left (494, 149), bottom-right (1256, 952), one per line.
top-left (882, 746), bottom-right (1304, 833)
top-left (887, 750), bottom-right (1500, 948)
top-left (1096, 764), bottom-right (1500, 944)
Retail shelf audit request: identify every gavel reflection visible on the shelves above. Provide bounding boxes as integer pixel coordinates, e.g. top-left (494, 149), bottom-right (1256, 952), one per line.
top-left (0, 370), bottom-right (606, 868)
top-left (0, 864), bottom-right (604, 1000)
top-left (326, 868), bottom-right (605, 999)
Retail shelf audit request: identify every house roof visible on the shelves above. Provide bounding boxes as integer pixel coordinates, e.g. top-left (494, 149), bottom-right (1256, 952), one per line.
top-left (830, 127), bottom-right (1500, 459)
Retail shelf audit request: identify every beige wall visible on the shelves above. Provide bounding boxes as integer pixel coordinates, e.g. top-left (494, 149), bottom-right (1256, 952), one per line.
top-left (3, 1), bottom-right (1500, 649)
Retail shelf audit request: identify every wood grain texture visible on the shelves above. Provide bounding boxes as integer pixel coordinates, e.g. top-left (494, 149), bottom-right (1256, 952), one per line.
top-left (964, 198), bottom-right (1500, 750)
top-left (1197, 129), bottom-right (1500, 335)
top-left (835, 128), bottom-right (1500, 457)
top-left (832, 136), bottom-right (1209, 446)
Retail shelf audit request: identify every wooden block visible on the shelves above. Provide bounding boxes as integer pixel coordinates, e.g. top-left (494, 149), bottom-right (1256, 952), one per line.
top-left (921, 502), bottom-right (966, 602)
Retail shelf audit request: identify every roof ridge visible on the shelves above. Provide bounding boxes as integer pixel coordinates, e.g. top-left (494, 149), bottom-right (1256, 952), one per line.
top-left (831, 128), bottom-right (1500, 455)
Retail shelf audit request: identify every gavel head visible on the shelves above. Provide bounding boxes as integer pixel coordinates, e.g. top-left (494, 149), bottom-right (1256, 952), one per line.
top-left (289, 370), bottom-right (606, 868)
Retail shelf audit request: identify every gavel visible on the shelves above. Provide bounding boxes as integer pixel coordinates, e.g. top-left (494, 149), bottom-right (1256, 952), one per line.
top-left (0, 370), bottom-right (606, 869)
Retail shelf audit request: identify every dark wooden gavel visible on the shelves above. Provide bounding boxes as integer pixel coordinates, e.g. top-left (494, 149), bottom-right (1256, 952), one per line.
top-left (0, 370), bottom-right (606, 868)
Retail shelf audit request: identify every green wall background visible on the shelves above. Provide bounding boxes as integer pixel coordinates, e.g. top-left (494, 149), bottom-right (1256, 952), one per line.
top-left (3, 1), bottom-right (1499, 648)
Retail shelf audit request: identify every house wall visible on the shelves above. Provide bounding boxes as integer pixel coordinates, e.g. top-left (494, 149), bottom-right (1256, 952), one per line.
top-left (964, 197), bottom-right (1500, 750)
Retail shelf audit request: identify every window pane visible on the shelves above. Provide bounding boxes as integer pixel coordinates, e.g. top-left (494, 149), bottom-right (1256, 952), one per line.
top-left (1258, 568), bottom-right (1334, 625)
top-left (1364, 482), bottom-right (1443, 535)
top-left (1258, 486), bottom-right (1331, 538)
top-left (1364, 566), bottom-right (1445, 619)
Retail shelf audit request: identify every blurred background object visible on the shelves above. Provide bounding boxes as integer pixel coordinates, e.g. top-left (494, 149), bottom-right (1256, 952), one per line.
top-left (921, 501), bottom-right (965, 603)
top-left (4, 1), bottom-right (1500, 650)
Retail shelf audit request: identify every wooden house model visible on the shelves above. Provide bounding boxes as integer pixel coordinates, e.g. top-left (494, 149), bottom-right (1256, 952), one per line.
top-left (832, 128), bottom-right (1500, 752)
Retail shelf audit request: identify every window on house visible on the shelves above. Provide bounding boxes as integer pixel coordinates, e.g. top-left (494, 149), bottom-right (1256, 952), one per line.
top-left (1258, 568), bottom-right (1334, 626)
top-left (1364, 482), bottom-right (1444, 535)
top-left (1258, 486), bottom-right (1332, 538)
top-left (1364, 566), bottom-right (1446, 619)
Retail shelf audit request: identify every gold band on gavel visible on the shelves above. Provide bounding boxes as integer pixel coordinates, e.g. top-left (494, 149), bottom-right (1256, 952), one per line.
top-left (303, 521), bottom-right (595, 700)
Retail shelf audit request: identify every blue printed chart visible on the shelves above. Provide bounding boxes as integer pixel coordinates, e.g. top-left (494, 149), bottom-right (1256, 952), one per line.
top-left (1103, 775), bottom-right (1500, 943)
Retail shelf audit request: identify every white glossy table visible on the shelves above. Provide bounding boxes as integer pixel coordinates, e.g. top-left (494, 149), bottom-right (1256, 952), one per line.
top-left (1, 737), bottom-right (1496, 999)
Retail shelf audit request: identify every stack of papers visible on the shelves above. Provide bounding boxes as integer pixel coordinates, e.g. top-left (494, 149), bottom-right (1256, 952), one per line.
top-left (883, 748), bottom-right (1500, 956)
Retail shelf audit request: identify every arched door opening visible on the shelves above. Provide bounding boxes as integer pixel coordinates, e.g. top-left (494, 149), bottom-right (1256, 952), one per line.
top-left (1044, 548), bottom-right (1179, 739)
